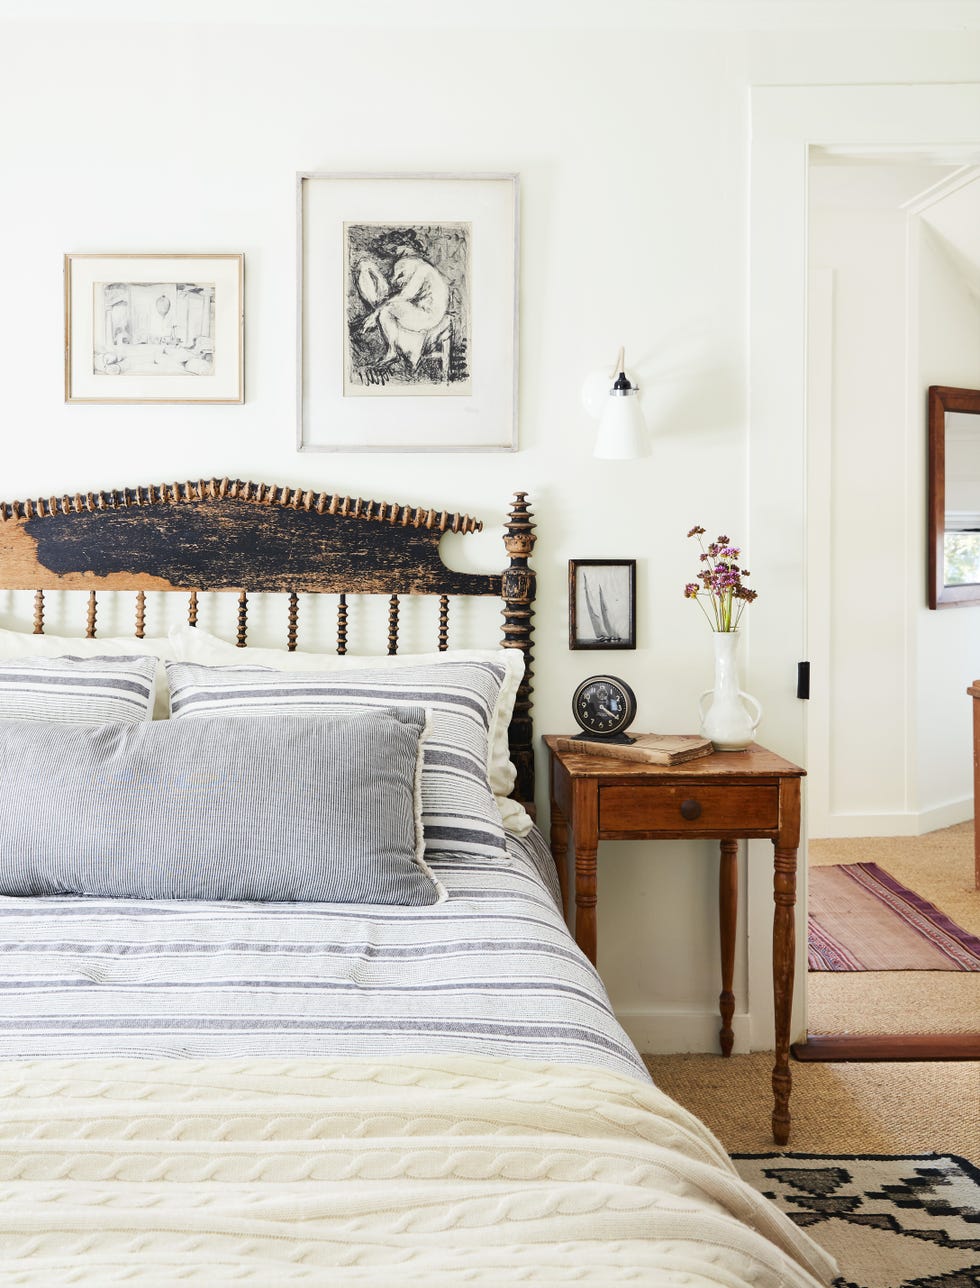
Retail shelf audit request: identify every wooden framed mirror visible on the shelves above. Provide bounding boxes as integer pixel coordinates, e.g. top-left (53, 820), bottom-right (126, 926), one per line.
top-left (928, 385), bottom-right (980, 608)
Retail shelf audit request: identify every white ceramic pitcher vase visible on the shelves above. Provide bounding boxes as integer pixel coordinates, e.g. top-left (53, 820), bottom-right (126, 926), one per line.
top-left (698, 630), bottom-right (762, 751)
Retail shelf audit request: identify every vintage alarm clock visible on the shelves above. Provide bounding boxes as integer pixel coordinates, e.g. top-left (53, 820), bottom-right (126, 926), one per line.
top-left (572, 675), bottom-right (638, 742)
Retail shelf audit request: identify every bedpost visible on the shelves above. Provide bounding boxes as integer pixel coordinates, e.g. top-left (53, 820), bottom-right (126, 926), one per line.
top-left (501, 492), bottom-right (536, 808)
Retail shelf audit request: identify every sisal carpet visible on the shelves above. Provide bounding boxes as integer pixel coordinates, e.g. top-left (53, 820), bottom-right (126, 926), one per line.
top-left (641, 1051), bottom-right (980, 1156)
top-left (808, 862), bottom-right (980, 972)
top-left (732, 1152), bottom-right (980, 1288)
top-left (807, 825), bottom-right (980, 1034)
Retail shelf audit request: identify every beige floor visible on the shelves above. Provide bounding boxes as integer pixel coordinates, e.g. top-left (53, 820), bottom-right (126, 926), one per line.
top-left (807, 823), bottom-right (980, 1034)
top-left (642, 1049), bottom-right (980, 1156)
top-left (644, 824), bottom-right (980, 1159)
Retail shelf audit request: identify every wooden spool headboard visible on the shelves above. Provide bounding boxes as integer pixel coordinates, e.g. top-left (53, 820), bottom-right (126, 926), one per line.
top-left (0, 479), bottom-right (537, 803)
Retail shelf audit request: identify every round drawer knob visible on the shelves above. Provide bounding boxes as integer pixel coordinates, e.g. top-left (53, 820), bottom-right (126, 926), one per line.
top-left (680, 798), bottom-right (702, 821)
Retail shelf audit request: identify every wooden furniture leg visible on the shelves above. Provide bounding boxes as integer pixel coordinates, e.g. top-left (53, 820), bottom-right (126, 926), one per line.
top-left (972, 682), bottom-right (980, 889)
top-left (571, 779), bottom-right (599, 966)
top-left (550, 799), bottom-right (569, 920)
top-left (718, 839), bottom-right (738, 1057)
top-left (771, 841), bottom-right (798, 1146)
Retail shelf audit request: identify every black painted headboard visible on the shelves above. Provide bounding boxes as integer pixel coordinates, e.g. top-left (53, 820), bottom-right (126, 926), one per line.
top-left (0, 479), bottom-right (537, 803)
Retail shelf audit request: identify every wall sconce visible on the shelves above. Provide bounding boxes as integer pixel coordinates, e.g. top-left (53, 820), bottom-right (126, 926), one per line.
top-left (581, 347), bottom-right (649, 459)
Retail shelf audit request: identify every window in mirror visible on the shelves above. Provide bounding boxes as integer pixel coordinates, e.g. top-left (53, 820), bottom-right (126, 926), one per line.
top-left (928, 386), bottom-right (980, 608)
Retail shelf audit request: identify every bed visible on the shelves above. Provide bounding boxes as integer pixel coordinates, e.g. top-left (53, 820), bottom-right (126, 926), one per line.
top-left (0, 479), bottom-right (834, 1285)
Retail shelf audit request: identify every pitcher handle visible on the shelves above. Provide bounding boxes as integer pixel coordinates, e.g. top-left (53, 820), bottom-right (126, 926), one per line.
top-left (698, 688), bottom-right (763, 731)
top-left (739, 690), bottom-right (763, 731)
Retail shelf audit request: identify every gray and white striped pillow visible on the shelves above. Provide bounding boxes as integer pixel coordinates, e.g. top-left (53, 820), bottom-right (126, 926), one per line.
top-left (166, 659), bottom-right (509, 861)
top-left (0, 710), bottom-right (441, 904)
top-left (0, 655), bottom-right (156, 723)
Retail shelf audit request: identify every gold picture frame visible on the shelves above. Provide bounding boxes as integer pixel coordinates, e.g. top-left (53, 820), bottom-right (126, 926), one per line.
top-left (65, 253), bottom-right (244, 404)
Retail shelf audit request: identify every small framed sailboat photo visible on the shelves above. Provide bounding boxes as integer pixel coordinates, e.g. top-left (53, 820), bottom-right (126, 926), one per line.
top-left (568, 559), bottom-right (636, 650)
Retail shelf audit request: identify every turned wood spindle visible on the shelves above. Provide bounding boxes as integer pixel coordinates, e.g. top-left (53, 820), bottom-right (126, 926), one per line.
top-left (236, 590), bottom-right (248, 648)
top-left (771, 842), bottom-right (798, 1145)
top-left (188, 590), bottom-right (198, 628)
top-left (718, 839), bottom-right (738, 1058)
top-left (32, 590), bottom-right (44, 635)
top-left (86, 591), bottom-right (97, 639)
top-left (501, 491), bottom-right (537, 806)
top-left (387, 593), bottom-right (400, 655)
top-left (438, 594), bottom-right (449, 652)
top-left (336, 594), bottom-right (348, 655)
top-left (134, 590), bottom-right (146, 640)
top-left (287, 592), bottom-right (299, 652)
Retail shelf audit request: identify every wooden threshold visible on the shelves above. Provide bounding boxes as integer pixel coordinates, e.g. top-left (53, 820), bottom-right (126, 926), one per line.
top-left (792, 1033), bottom-right (980, 1062)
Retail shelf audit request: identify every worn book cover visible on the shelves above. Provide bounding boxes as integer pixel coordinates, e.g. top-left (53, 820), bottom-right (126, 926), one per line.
top-left (554, 733), bottom-right (714, 766)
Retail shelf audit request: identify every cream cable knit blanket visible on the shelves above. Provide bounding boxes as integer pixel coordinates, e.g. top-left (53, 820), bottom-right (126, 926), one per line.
top-left (0, 1054), bottom-right (836, 1286)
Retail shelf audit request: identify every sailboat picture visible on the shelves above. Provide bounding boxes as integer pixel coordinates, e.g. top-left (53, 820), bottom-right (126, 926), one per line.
top-left (569, 559), bottom-right (636, 650)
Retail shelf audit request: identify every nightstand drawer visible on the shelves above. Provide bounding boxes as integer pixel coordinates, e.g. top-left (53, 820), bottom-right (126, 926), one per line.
top-left (599, 783), bottom-right (780, 832)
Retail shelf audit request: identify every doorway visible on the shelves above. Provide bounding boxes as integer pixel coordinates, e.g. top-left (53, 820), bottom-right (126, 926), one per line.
top-left (747, 82), bottom-right (980, 1055)
top-left (802, 147), bottom-right (980, 1056)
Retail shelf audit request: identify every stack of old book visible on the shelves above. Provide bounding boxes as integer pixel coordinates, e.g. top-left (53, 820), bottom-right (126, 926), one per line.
top-left (553, 733), bottom-right (713, 766)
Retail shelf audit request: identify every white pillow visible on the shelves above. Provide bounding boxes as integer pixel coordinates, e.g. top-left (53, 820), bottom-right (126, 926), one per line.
top-left (168, 623), bottom-right (533, 836)
top-left (0, 628), bottom-right (175, 720)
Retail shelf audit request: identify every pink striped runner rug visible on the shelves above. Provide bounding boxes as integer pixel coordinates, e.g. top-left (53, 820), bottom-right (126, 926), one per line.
top-left (807, 862), bottom-right (980, 971)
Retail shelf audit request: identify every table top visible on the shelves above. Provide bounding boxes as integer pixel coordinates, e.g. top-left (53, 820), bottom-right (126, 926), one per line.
top-left (543, 737), bottom-right (805, 781)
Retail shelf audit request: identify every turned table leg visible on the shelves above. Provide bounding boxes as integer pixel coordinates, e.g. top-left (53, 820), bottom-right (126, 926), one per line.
top-left (771, 841), bottom-right (798, 1146)
top-left (972, 684), bottom-right (980, 889)
top-left (574, 840), bottom-right (599, 967)
top-left (718, 839), bottom-right (738, 1057)
top-left (571, 779), bottom-right (600, 967)
top-left (550, 799), bottom-right (569, 920)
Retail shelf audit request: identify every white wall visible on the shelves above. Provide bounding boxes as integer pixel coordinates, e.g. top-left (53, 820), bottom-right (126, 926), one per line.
top-left (807, 168), bottom-right (980, 838)
top-left (915, 203), bottom-right (980, 819)
top-left (807, 196), bottom-right (911, 832)
top-left (2, 2), bottom-right (980, 1051)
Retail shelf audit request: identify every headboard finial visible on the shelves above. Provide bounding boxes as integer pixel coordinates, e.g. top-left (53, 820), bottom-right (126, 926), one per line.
top-left (503, 491), bottom-right (536, 562)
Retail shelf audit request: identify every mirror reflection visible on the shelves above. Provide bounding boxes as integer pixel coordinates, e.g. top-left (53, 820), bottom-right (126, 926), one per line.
top-left (928, 385), bottom-right (980, 607)
top-left (944, 409), bottom-right (980, 585)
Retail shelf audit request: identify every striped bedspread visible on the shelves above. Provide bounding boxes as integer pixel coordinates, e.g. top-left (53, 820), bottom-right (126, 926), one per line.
top-left (0, 828), bottom-right (646, 1080)
top-left (0, 830), bottom-right (839, 1283)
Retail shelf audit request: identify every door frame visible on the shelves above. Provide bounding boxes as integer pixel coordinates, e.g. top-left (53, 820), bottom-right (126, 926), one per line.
top-left (747, 83), bottom-right (980, 1047)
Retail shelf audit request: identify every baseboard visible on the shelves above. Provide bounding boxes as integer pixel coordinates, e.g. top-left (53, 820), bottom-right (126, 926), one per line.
top-left (809, 797), bottom-right (972, 839)
top-left (792, 1033), bottom-right (980, 1061)
top-left (617, 1009), bottom-right (752, 1055)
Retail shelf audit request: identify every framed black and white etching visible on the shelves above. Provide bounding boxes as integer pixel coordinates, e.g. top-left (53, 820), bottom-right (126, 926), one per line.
top-left (298, 173), bottom-right (518, 452)
top-left (568, 559), bottom-right (637, 650)
top-left (64, 254), bottom-right (244, 404)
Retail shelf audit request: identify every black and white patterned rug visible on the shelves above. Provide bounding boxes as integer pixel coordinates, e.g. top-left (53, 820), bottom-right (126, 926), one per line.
top-left (733, 1153), bottom-right (980, 1288)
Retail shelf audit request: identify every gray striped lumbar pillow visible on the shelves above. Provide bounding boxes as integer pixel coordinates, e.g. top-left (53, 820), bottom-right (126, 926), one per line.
top-left (166, 659), bottom-right (509, 862)
top-left (0, 655), bottom-right (157, 723)
top-left (0, 710), bottom-right (441, 904)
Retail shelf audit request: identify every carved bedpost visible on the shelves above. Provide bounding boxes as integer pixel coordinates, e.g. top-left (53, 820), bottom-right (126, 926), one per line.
top-left (501, 492), bottom-right (536, 807)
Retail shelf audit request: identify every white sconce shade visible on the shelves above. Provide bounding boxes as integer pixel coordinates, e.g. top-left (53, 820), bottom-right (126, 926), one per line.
top-left (583, 348), bottom-right (649, 460)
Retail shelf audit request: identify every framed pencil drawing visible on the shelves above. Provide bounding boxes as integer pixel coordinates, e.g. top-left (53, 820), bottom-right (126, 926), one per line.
top-left (569, 559), bottom-right (636, 650)
top-left (298, 172), bottom-right (519, 452)
top-left (64, 253), bottom-right (244, 404)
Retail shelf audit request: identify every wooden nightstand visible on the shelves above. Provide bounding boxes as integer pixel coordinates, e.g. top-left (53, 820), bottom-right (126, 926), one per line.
top-left (544, 736), bottom-right (805, 1145)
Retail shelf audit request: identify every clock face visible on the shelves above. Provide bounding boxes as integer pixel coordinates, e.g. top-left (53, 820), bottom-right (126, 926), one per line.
top-left (572, 675), bottom-right (637, 737)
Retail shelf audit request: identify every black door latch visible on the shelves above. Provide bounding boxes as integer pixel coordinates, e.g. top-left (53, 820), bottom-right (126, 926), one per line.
top-left (797, 661), bottom-right (810, 700)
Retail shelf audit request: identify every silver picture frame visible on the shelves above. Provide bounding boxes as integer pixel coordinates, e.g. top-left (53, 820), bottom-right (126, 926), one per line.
top-left (297, 172), bottom-right (519, 452)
